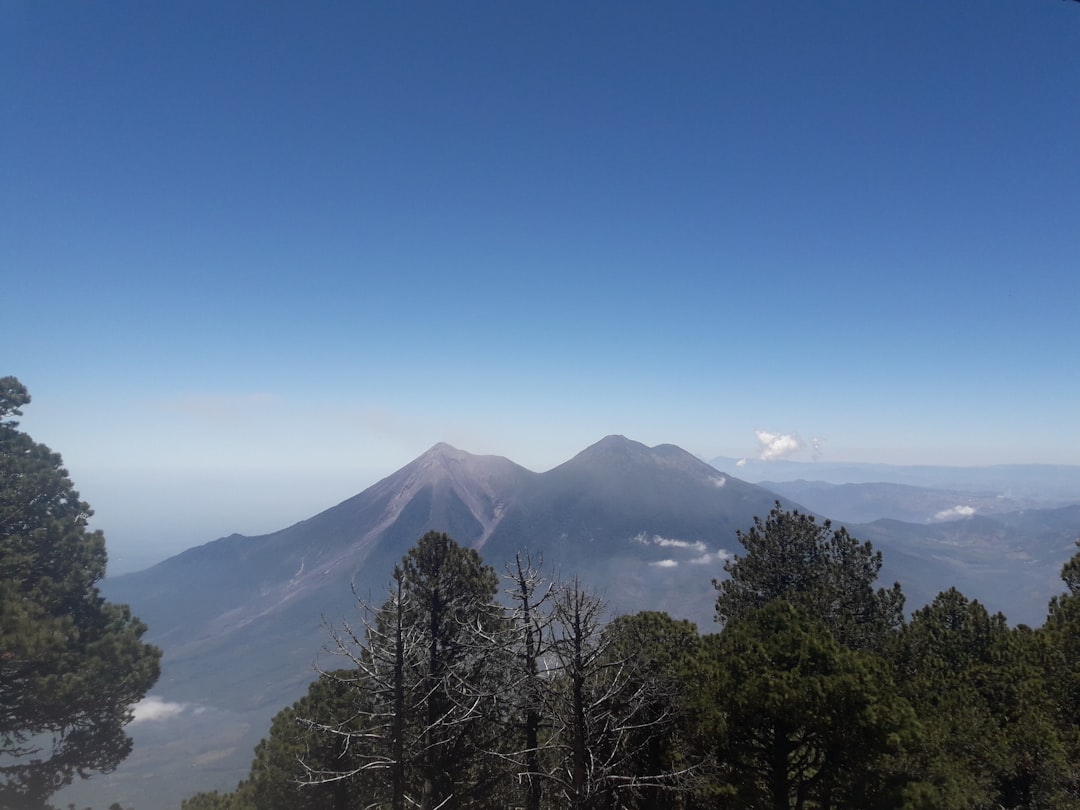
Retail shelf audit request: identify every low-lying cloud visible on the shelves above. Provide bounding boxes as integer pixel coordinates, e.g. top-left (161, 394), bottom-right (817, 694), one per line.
top-left (689, 550), bottom-right (731, 565)
top-left (934, 505), bottom-right (976, 521)
top-left (130, 696), bottom-right (189, 724)
top-left (635, 533), bottom-right (731, 568)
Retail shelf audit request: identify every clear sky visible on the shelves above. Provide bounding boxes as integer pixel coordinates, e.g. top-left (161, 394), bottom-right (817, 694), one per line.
top-left (4, 1), bottom-right (1079, 571)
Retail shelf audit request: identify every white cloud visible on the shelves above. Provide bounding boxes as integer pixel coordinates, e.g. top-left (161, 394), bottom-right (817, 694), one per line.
top-left (934, 505), bottom-right (976, 521)
top-left (711, 475), bottom-right (727, 487)
top-left (130, 696), bottom-right (188, 724)
top-left (635, 533), bottom-right (730, 567)
top-left (654, 537), bottom-right (707, 552)
top-left (755, 430), bottom-right (803, 460)
top-left (735, 458), bottom-right (747, 467)
top-left (690, 550), bottom-right (732, 565)
top-left (635, 533), bottom-right (707, 552)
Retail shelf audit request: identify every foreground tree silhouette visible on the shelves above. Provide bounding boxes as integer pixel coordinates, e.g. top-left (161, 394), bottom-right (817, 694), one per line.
top-left (0, 377), bottom-right (161, 808)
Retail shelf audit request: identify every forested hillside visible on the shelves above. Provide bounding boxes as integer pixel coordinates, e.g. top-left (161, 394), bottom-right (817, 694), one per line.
top-left (179, 507), bottom-right (1080, 810)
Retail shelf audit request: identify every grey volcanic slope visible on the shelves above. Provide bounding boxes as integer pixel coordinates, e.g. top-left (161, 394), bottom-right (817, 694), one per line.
top-left (490, 436), bottom-right (777, 558)
top-left (104, 442), bottom-right (536, 707)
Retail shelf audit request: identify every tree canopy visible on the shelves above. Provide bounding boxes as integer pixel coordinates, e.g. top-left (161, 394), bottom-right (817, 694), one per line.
top-left (713, 501), bottom-right (904, 650)
top-left (0, 377), bottom-right (161, 808)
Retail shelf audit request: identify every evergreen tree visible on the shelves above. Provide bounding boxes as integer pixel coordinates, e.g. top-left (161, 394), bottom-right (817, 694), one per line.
top-left (249, 671), bottom-right (366, 810)
top-left (711, 600), bottom-right (917, 810)
top-left (713, 502), bottom-right (904, 651)
top-left (894, 589), bottom-right (1076, 809)
top-left (0, 377), bottom-right (161, 808)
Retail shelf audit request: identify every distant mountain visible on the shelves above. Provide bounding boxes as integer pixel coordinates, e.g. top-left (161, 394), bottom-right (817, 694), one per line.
top-left (760, 480), bottom-right (1051, 525)
top-left (69, 438), bottom-right (1080, 810)
top-left (710, 456), bottom-right (1080, 503)
top-left (859, 505), bottom-right (1080, 627)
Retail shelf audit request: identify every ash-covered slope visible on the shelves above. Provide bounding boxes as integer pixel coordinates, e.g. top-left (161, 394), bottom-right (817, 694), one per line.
top-left (104, 443), bottom-right (535, 706)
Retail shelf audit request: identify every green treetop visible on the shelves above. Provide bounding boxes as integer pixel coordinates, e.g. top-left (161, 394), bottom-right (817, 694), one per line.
top-left (713, 502), bottom-right (904, 651)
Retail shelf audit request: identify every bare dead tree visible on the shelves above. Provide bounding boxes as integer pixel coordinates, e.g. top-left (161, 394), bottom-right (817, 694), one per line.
top-left (301, 567), bottom-right (429, 810)
top-left (499, 550), bottom-right (558, 810)
top-left (543, 579), bottom-right (694, 810)
top-left (299, 533), bottom-right (506, 810)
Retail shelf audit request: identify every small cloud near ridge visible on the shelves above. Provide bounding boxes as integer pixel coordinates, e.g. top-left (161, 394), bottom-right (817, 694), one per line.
top-left (934, 505), bottom-right (976, 521)
top-left (634, 533), bottom-right (731, 567)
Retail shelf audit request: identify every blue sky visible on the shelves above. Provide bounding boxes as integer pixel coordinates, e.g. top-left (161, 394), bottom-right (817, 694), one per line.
top-left (4, 1), bottom-right (1079, 571)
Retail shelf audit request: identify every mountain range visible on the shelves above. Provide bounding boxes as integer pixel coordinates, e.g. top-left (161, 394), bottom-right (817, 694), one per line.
top-left (65, 436), bottom-right (1080, 809)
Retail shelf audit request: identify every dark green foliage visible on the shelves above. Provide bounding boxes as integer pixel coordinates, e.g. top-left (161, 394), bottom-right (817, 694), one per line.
top-left (180, 790), bottom-right (244, 810)
top-left (711, 601), bottom-right (918, 810)
top-left (714, 502), bottom-right (904, 650)
top-left (247, 671), bottom-right (368, 809)
top-left (1030, 547), bottom-right (1080, 806)
top-left (893, 589), bottom-right (1077, 808)
top-left (395, 532), bottom-right (504, 809)
top-left (0, 378), bottom-right (161, 808)
top-left (1045, 542), bottom-right (1080, 723)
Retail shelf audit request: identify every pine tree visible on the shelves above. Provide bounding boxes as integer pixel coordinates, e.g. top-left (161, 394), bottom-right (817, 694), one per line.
top-left (713, 502), bottom-right (904, 651)
top-left (711, 601), bottom-right (917, 810)
top-left (0, 377), bottom-right (161, 808)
